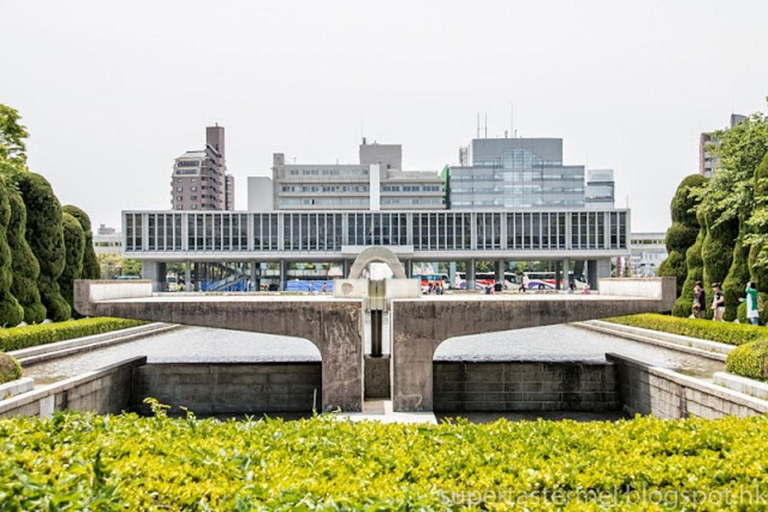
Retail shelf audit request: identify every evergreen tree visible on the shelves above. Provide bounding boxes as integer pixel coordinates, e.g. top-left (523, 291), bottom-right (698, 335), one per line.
top-left (62, 204), bottom-right (100, 280)
top-left (0, 176), bottom-right (24, 326)
top-left (58, 212), bottom-right (85, 311)
top-left (7, 190), bottom-right (45, 323)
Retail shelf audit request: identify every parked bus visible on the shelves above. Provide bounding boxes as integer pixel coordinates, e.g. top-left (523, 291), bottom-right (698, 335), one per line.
top-left (455, 272), bottom-right (518, 290)
top-left (414, 273), bottom-right (449, 293)
top-left (522, 271), bottom-right (587, 290)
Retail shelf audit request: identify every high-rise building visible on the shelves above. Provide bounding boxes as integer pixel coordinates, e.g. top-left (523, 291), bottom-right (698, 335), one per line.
top-left (171, 125), bottom-right (235, 210)
top-left (448, 138), bottom-right (594, 209)
top-left (699, 114), bottom-right (747, 178)
top-left (585, 169), bottom-right (615, 209)
top-left (251, 140), bottom-right (445, 211)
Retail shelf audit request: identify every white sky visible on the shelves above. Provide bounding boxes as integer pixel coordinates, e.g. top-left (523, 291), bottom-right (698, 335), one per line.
top-left (1, 0), bottom-right (767, 232)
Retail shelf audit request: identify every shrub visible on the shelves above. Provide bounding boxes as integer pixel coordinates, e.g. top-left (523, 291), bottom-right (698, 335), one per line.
top-left (6, 190), bottom-right (44, 323)
top-left (605, 313), bottom-right (768, 346)
top-left (62, 205), bottom-right (100, 280)
top-left (2, 412), bottom-right (768, 509)
top-left (657, 250), bottom-right (686, 295)
top-left (726, 340), bottom-right (768, 382)
top-left (0, 317), bottom-right (146, 352)
top-left (57, 212), bottom-right (85, 312)
top-left (673, 229), bottom-right (704, 317)
top-left (737, 301), bottom-right (748, 324)
top-left (0, 176), bottom-right (23, 327)
top-left (0, 352), bottom-right (22, 384)
top-left (15, 172), bottom-right (70, 321)
top-left (722, 236), bottom-right (751, 321)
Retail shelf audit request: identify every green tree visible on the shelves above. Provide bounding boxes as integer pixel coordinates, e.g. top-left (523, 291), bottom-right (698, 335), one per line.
top-left (0, 105), bottom-right (28, 165)
top-left (7, 190), bottom-right (45, 323)
top-left (658, 174), bottom-right (706, 296)
top-left (58, 212), bottom-right (85, 312)
top-left (672, 229), bottom-right (704, 317)
top-left (16, 172), bottom-right (70, 321)
top-left (0, 176), bottom-right (24, 326)
top-left (62, 205), bottom-right (100, 280)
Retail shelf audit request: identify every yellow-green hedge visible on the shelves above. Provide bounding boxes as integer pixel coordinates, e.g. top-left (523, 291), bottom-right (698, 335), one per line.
top-left (0, 317), bottom-right (146, 352)
top-left (2, 411), bottom-right (768, 509)
top-left (0, 353), bottom-right (21, 384)
top-left (606, 313), bottom-right (768, 346)
top-left (726, 340), bottom-right (768, 382)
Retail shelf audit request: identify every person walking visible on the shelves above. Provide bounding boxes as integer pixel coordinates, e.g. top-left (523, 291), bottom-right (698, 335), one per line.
top-left (745, 281), bottom-right (760, 326)
top-left (711, 283), bottom-right (725, 321)
top-left (321, 281), bottom-right (328, 294)
top-left (693, 281), bottom-right (706, 319)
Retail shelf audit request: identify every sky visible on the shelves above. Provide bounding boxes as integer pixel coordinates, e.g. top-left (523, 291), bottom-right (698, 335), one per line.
top-left (1, 0), bottom-right (767, 233)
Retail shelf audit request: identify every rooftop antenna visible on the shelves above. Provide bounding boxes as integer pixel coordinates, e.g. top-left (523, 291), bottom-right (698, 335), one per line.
top-left (476, 113), bottom-right (480, 139)
top-left (484, 112), bottom-right (488, 138)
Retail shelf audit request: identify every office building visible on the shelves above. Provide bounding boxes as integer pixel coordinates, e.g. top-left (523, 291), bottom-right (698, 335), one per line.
top-left (171, 125), bottom-right (235, 210)
top-left (585, 169), bottom-right (615, 209)
top-left (448, 138), bottom-right (590, 209)
top-left (250, 140), bottom-right (445, 211)
top-left (93, 224), bottom-right (121, 255)
top-left (699, 114), bottom-right (747, 178)
top-left (630, 232), bottom-right (667, 277)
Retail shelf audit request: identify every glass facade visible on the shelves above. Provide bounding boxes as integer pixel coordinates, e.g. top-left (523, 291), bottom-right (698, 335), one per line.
top-left (124, 210), bottom-right (629, 254)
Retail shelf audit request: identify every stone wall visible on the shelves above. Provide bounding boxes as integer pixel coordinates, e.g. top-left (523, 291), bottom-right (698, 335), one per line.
top-left (433, 361), bottom-right (620, 412)
top-left (132, 362), bottom-right (322, 416)
top-left (0, 357), bottom-right (145, 418)
top-left (607, 353), bottom-right (768, 418)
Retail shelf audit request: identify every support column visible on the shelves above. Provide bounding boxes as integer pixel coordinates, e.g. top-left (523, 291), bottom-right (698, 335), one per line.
top-left (496, 260), bottom-right (505, 289)
top-left (192, 262), bottom-right (199, 292)
top-left (250, 261), bottom-right (258, 291)
top-left (587, 260), bottom-right (598, 290)
top-left (595, 258), bottom-right (612, 290)
top-left (562, 259), bottom-right (570, 291)
top-left (142, 261), bottom-right (165, 292)
top-left (184, 260), bottom-right (191, 292)
top-left (555, 261), bottom-right (561, 290)
top-left (342, 259), bottom-right (351, 279)
top-left (467, 259), bottom-right (476, 291)
top-left (405, 259), bottom-right (412, 278)
top-left (279, 259), bottom-right (287, 291)
top-left (449, 261), bottom-right (457, 289)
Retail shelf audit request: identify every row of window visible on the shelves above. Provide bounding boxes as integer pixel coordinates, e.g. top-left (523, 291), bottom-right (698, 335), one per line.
top-left (281, 185), bottom-right (369, 193)
top-left (287, 168), bottom-right (368, 176)
top-left (125, 211), bottom-right (628, 253)
top-left (381, 185), bottom-right (442, 192)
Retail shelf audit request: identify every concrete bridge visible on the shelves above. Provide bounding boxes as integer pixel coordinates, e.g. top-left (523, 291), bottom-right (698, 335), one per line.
top-left (74, 277), bottom-right (675, 413)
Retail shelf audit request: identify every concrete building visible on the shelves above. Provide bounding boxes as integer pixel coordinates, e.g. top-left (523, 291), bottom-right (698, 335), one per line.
top-left (448, 138), bottom-right (600, 209)
top-left (585, 169), bottom-right (615, 209)
top-left (171, 125), bottom-right (235, 211)
top-left (630, 232), bottom-right (667, 277)
top-left (250, 140), bottom-right (445, 211)
top-left (93, 224), bottom-right (122, 255)
top-left (699, 113), bottom-right (747, 178)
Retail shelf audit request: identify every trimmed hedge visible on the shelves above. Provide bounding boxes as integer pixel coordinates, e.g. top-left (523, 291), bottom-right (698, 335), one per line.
top-left (0, 317), bottom-right (146, 352)
top-left (2, 412), bottom-right (768, 509)
top-left (57, 212), bottom-right (85, 312)
top-left (726, 340), bottom-right (768, 382)
top-left (62, 204), bottom-right (100, 280)
top-left (606, 313), bottom-right (768, 346)
top-left (0, 176), bottom-right (23, 327)
top-left (7, 190), bottom-right (44, 324)
top-left (0, 352), bottom-right (21, 384)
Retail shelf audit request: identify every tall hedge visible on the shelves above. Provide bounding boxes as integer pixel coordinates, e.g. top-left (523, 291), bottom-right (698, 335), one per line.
top-left (62, 204), bottom-right (100, 280)
top-left (658, 174), bottom-right (706, 295)
top-left (58, 212), bottom-right (85, 312)
top-left (16, 172), bottom-right (70, 321)
top-left (7, 190), bottom-right (45, 323)
top-left (722, 235), bottom-right (751, 321)
top-left (749, 152), bottom-right (768, 288)
top-left (672, 229), bottom-right (704, 317)
top-left (0, 176), bottom-right (23, 327)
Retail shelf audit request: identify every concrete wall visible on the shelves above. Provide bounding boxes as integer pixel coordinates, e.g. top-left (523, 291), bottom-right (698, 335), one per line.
top-left (433, 361), bottom-right (619, 412)
top-left (364, 356), bottom-right (390, 399)
top-left (0, 357), bottom-right (145, 418)
top-left (608, 354), bottom-right (768, 419)
top-left (133, 363), bottom-right (321, 416)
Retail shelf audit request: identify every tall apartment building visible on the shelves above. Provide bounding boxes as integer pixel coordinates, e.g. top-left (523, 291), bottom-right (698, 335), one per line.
top-left (448, 138), bottom-right (598, 209)
top-left (248, 140), bottom-right (444, 211)
top-left (699, 113), bottom-right (747, 178)
top-left (171, 125), bottom-right (235, 210)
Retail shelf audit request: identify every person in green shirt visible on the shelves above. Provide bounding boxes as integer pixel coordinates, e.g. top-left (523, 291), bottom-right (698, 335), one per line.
top-left (745, 281), bottom-right (760, 326)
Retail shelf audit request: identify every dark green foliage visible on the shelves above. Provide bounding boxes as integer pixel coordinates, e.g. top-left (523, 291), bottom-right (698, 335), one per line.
top-left (16, 172), bottom-right (70, 321)
top-left (0, 353), bottom-right (22, 384)
top-left (726, 340), bottom-right (768, 382)
top-left (0, 177), bottom-right (23, 327)
top-left (62, 205), bottom-right (100, 280)
top-left (749, 152), bottom-right (768, 288)
top-left (672, 229), bottom-right (704, 317)
top-left (660, 174), bottom-right (706, 297)
top-left (0, 317), bottom-right (146, 352)
top-left (7, 190), bottom-right (45, 323)
top-left (701, 211), bottom-right (738, 291)
top-left (58, 212), bottom-right (85, 312)
top-left (737, 301), bottom-right (748, 324)
top-left (722, 236), bottom-right (751, 321)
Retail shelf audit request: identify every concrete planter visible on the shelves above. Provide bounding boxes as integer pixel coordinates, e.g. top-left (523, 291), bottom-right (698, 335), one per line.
top-left (0, 377), bottom-right (34, 400)
top-left (714, 372), bottom-right (768, 401)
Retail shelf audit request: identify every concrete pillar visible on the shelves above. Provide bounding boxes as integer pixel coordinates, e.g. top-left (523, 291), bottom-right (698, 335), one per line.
top-left (141, 261), bottom-right (165, 292)
top-left (496, 260), bottom-right (505, 287)
top-left (467, 259), bottom-right (476, 291)
top-left (279, 259), bottom-right (287, 291)
top-left (405, 259), bottom-right (412, 278)
top-left (184, 261), bottom-right (192, 292)
top-left (449, 261), bottom-right (457, 289)
top-left (250, 261), bottom-right (258, 291)
top-left (562, 258), bottom-right (570, 291)
top-left (595, 258), bottom-right (612, 290)
top-left (555, 261), bottom-right (561, 290)
top-left (192, 262), bottom-right (199, 292)
top-left (342, 259), bottom-right (351, 279)
top-left (587, 260), bottom-right (598, 290)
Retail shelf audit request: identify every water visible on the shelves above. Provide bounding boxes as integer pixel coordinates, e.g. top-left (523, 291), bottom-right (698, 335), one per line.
top-left (24, 319), bottom-right (722, 385)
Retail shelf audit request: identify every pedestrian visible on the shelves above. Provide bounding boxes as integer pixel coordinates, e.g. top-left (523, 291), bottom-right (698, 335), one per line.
top-left (692, 280), bottom-right (706, 319)
top-left (518, 282), bottom-right (526, 294)
top-left (711, 283), bottom-right (725, 321)
top-left (322, 281), bottom-right (328, 294)
top-left (309, 281), bottom-right (315, 294)
top-left (745, 281), bottom-right (760, 326)
top-left (568, 280), bottom-right (576, 294)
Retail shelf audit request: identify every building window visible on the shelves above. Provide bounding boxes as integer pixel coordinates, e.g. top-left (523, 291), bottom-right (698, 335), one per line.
top-left (176, 205), bottom-right (183, 210)
top-left (191, 204), bottom-right (197, 210)
top-left (176, 187), bottom-right (183, 192)
top-left (176, 196), bottom-right (182, 201)
top-left (191, 186), bottom-right (197, 191)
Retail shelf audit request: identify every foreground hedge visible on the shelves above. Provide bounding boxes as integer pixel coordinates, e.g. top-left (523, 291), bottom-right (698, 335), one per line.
top-left (726, 340), bottom-right (768, 382)
top-left (606, 313), bottom-right (768, 346)
top-left (2, 412), bottom-right (768, 509)
top-left (0, 317), bottom-right (146, 352)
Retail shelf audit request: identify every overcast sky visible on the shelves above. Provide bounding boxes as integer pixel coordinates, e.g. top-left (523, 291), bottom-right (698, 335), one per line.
top-left (1, 0), bottom-right (767, 232)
